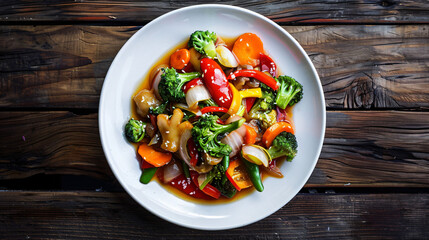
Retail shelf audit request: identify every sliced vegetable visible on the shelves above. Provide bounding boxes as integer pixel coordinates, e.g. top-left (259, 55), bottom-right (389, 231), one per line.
top-left (137, 143), bottom-right (172, 167)
top-left (162, 160), bottom-right (182, 183)
top-left (276, 106), bottom-right (295, 132)
top-left (178, 128), bottom-right (213, 173)
top-left (228, 69), bottom-right (279, 91)
top-left (245, 97), bottom-right (256, 113)
top-left (226, 159), bottom-right (253, 191)
top-left (140, 159), bottom-right (155, 169)
top-left (239, 88), bottom-right (262, 99)
top-left (259, 53), bottom-right (277, 77)
top-left (185, 84), bottom-right (211, 109)
top-left (139, 167), bottom-right (158, 184)
top-left (200, 106), bottom-right (228, 115)
top-left (168, 174), bottom-right (213, 200)
top-left (200, 58), bottom-right (232, 108)
top-left (170, 49), bottom-right (191, 70)
top-left (241, 144), bottom-right (271, 167)
top-left (220, 130), bottom-right (244, 158)
top-left (227, 83), bottom-right (242, 115)
top-left (232, 33), bottom-right (264, 67)
top-left (190, 171), bottom-right (221, 199)
top-left (182, 77), bottom-right (203, 94)
top-left (262, 121), bottom-right (295, 147)
top-left (266, 159), bottom-right (283, 178)
top-left (187, 138), bottom-right (199, 166)
top-left (216, 45), bottom-right (238, 68)
top-left (243, 125), bottom-right (257, 144)
top-left (242, 156), bottom-right (264, 192)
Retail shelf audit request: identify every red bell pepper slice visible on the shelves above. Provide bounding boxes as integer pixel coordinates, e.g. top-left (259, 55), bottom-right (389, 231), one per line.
top-left (245, 97), bottom-right (256, 113)
top-left (140, 159), bottom-right (156, 169)
top-left (200, 58), bottom-right (232, 108)
top-left (168, 174), bottom-right (213, 200)
top-left (200, 106), bottom-right (229, 115)
top-left (259, 53), bottom-right (277, 77)
top-left (227, 69), bottom-right (279, 91)
top-left (190, 171), bottom-right (221, 199)
top-left (187, 138), bottom-right (199, 167)
top-left (182, 77), bottom-right (203, 94)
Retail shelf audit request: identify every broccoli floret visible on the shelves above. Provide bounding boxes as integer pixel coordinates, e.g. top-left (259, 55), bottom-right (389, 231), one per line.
top-left (275, 75), bottom-right (303, 109)
top-left (198, 98), bottom-right (218, 108)
top-left (125, 119), bottom-right (146, 143)
top-left (267, 132), bottom-right (298, 161)
top-left (209, 163), bottom-right (237, 198)
top-left (248, 87), bottom-right (277, 128)
top-left (192, 114), bottom-right (245, 158)
top-left (188, 30), bottom-right (217, 58)
top-left (158, 68), bottom-right (201, 102)
top-left (149, 101), bottom-right (170, 115)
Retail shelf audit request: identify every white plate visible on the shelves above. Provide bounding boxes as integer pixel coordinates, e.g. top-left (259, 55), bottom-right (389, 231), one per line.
top-left (99, 4), bottom-right (325, 230)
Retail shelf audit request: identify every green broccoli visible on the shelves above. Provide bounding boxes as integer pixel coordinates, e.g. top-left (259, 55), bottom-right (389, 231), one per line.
top-left (267, 131), bottom-right (298, 161)
top-left (204, 162), bottom-right (237, 198)
top-left (275, 75), bottom-right (303, 109)
top-left (248, 86), bottom-right (277, 128)
top-left (149, 101), bottom-right (170, 115)
top-left (188, 30), bottom-right (217, 58)
top-left (158, 67), bottom-right (201, 102)
top-left (192, 114), bottom-right (245, 158)
top-left (125, 119), bottom-right (146, 143)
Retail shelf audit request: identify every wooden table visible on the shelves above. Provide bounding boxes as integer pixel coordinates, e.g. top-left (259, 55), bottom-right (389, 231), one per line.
top-left (1, 1), bottom-right (428, 239)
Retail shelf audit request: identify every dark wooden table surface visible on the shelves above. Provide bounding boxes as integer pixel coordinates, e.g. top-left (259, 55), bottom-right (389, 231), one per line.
top-left (1, 1), bottom-right (428, 239)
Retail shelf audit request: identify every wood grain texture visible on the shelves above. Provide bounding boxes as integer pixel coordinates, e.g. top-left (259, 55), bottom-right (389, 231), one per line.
top-left (0, 191), bottom-right (427, 239)
top-left (0, 0), bottom-right (428, 24)
top-left (1, 25), bottom-right (428, 109)
top-left (1, 111), bottom-right (428, 187)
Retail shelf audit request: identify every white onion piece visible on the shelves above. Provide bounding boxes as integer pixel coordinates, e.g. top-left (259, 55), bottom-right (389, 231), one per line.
top-left (216, 45), bottom-right (238, 68)
top-left (225, 115), bottom-right (243, 124)
top-left (163, 160), bottom-right (182, 183)
top-left (150, 64), bottom-right (168, 99)
top-left (185, 85), bottom-right (211, 109)
top-left (203, 152), bottom-right (223, 165)
top-left (221, 130), bottom-right (244, 157)
top-left (178, 128), bottom-right (213, 173)
top-left (242, 145), bottom-right (271, 167)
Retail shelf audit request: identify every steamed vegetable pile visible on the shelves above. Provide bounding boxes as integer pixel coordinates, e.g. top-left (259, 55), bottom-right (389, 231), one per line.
top-left (125, 30), bottom-right (303, 200)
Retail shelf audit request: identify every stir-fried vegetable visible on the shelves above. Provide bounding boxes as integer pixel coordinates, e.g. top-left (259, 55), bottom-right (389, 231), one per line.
top-left (192, 114), bottom-right (245, 158)
top-left (267, 132), bottom-right (298, 161)
top-left (275, 75), bottom-right (303, 109)
top-left (125, 119), bottom-right (146, 143)
top-left (158, 67), bottom-right (201, 102)
top-left (126, 30), bottom-right (304, 200)
top-left (188, 30), bottom-right (217, 58)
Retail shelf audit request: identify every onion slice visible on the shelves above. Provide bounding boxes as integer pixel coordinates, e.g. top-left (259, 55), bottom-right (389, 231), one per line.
top-left (221, 130), bottom-right (244, 158)
top-left (185, 85), bottom-right (211, 109)
top-left (241, 145), bottom-right (272, 167)
top-left (178, 128), bottom-right (213, 173)
top-left (162, 159), bottom-right (182, 183)
top-left (150, 64), bottom-right (168, 99)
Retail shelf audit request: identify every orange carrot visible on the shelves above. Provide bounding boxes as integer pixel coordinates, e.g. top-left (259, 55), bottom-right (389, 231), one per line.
top-left (138, 143), bottom-right (172, 167)
top-left (244, 125), bottom-right (257, 145)
top-left (232, 33), bottom-right (264, 67)
top-left (262, 122), bottom-right (295, 147)
top-left (170, 49), bottom-right (191, 70)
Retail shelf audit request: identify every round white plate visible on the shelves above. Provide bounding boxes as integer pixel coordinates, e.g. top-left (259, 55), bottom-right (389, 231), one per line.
top-left (99, 4), bottom-right (325, 230)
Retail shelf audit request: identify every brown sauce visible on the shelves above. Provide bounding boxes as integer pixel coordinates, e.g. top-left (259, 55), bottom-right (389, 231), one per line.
top-left (130, 35), bottom-right (293, 204)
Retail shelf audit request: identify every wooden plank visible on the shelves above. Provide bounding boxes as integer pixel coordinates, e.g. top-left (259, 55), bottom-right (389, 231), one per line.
top-left (0, 0), bottom-right (428, 24)
top-left (1, 111), bottom-right (428, 187)
top-left (0, 191), bottom-right (427, 239)
top-left (1, 25), bottom-right (428, 109)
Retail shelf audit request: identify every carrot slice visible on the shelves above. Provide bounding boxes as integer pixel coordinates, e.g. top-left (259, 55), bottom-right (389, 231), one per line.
top-left (232, 33), bottom-right (264, 67)
top-left (170, 49), bottom-right (191, 70)
top-left (244, 125), bottom-right (257, 145)
top-left (138, 143), bottom-right (172, 167)
top-left (262, 122), bottom-right (295, 147)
